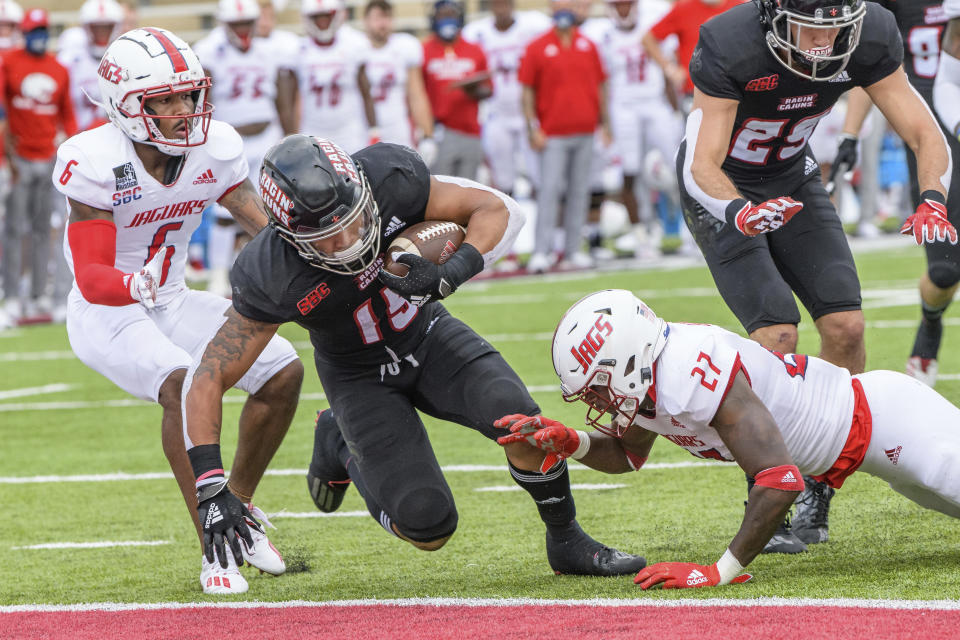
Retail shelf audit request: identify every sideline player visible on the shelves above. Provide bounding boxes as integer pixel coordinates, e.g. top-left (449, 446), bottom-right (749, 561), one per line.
top-left (280, 0), bottom-right (378, 153)
top-left (678, 0), bottom-right (956, 551)
top-left (182, 135), bottom-right (647, 577)
top-left (362, 0), bottom-right (434, 150)
top-left (52, 28), bottom-right (304, 594)
top-left (499, 289), bottom-right (960, 588)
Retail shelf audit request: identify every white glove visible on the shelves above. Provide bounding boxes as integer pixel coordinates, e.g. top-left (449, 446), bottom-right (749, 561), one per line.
top-left (129, 246), bottom-right (167, 309)
top-left (417, 137), bottom-right (438, 168)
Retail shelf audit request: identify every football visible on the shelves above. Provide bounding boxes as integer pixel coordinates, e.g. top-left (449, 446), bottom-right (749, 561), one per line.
top-left (382, 221), bottom-right (466, 276)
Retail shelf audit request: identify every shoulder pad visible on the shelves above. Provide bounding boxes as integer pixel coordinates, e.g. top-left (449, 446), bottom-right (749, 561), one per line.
top-left (204, 120), bottom-right (245, 162)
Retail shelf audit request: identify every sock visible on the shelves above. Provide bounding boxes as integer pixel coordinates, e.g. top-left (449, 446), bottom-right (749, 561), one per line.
top-left (911, 300), bottom-right (949, 359)
top-left (508, 460), bottom-right (577, 531)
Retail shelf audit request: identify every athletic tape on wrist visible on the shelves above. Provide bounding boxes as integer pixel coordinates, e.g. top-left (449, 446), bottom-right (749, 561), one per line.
top-left (715, 548), bottom-right (744, 586)
top-left (753, 464), bottom-right (804, 492)
top-left (188, 443), bottom-right (225, 489)
top-left (570, 430), bottom-right (591, 460)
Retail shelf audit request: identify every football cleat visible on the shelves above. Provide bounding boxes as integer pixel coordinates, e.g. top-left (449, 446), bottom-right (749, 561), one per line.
top-left (307, 409), bottom-right (352, 513)
top-left (760, 509), bottom-right (807, 554)
top-left (792, 476), bottom-right (835, 544)
top-left (201, 553), bottom-right (249, 595)
top-left (240, 504), bottom-right (285, 575)
top-left (906, 356), bottom-right (938, 388)
top-left (546, 520), bottom-right (647, 576)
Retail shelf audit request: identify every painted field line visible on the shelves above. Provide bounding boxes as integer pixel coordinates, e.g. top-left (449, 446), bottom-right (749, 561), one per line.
top-left (269, 510), bottom-right (368, 519)
top-left (12, 540), bottom-right (170, 550)
top-left (0, 383), bottom-right (74, 400)
top-left (474, 483), bottom-right (626, 492)
top-left (0, 460), bottom-right (731, 484)
top-left (4, 596), bottom-right (960, 613)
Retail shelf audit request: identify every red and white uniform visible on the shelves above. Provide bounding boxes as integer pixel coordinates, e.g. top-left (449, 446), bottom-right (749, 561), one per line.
top-left (52, 120), bottom-right (297, 401)
top-left (293, 25), bottom-right (372, 153)
top-left (581, 2), bottom-right (681, 176)
top-left (364, 31), bottom-right (422, 147)
top-left (641, 323), bottom-right (960, 517)
top-left (422, 35), bottom-right (488, 136)
top-left (462, 10), bottom-right (550, 190)
top-left (57, 48), bottom-right (108, 132)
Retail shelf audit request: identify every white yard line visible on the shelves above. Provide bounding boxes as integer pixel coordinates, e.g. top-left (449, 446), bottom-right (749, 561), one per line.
top-left (474, 483), bottom-right (627, 492)
top-left (0, 383), bottom-right (74, 400)
top-left (3, 596), bottom-right (960, 613)
top-left (267, 510), bottom-right (369, 519)
top-left (11, 540), bottom-right (170, 550)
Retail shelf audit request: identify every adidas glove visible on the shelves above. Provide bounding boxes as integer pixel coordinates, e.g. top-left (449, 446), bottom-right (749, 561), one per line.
top-left (634, 561), bottom-right (752, 590)
top-left (900, 192), bottom-right (958, 245)
top-left (378, 242), bottom-right (484, 306)
top-left (197, 480), bottom-right (261, 568)
top-left (726, 197), bottom-right (803, 237)
top-left (495, 414), bottom-right (589, 473)
top-left (129, 246), bottom-right (169, 309)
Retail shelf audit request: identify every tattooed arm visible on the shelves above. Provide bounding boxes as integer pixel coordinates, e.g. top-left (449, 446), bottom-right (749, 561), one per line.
top-left (183, 307), bottom-right (281, 446)
top-left (219, 178), bottom-right (270, 238)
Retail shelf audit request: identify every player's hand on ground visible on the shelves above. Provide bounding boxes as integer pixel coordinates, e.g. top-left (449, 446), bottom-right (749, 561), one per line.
top-left (495, 414), bottom-right (580, 472)
top-left (901, 198), bottom-right (958, 245)
top-left (197, 480), bottom-right (261, 568)
top-left (634, 561), bottom-right (752, 590)
top-left (732, 197), bottom-right (803, 236)
top-left (130, 246), bottom-right (169, 309)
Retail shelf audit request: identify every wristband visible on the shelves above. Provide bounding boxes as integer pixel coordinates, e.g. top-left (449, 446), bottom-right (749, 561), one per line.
top-left (571, 430), bottom-right (591, 460)
top-left (438, 242), bottom-right (484, 297)
top-left (715, 548), bottom-right (744, 585)
top-left (920, 189), bottom-right (947, 207)
top-left (724, 198), bottom-right (750, 228)
top-left (753, 464), bottom-right (804, 491)
top-left (188, 443), bottom-right (225, 490)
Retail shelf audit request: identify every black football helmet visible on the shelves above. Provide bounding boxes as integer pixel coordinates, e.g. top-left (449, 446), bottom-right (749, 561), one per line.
top-left (259, 135), bottom-right (380, 275)
top-left (756, 0), bottom-right (866, 81)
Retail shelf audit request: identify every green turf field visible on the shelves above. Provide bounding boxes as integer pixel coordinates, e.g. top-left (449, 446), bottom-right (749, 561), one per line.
top-left (3, 242), bottom-right (959, 604)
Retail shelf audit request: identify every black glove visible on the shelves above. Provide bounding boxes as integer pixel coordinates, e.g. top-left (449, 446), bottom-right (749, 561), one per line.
top-left (826, 134), bottom-right (858, 195)
top-left (378, 242), bottom-right (484, 306)
top-left (197, 480), bottom-right (260, 568)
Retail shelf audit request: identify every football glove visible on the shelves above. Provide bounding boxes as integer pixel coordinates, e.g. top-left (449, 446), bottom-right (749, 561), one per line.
top-left (197, 480), bottom-right (261, 569)
top-left (825, 134), bottom-right (858, 196)
top-left (495, 414), bottom-right (581, 473)
top-left (900, 197), bottom-right (958, 245)
top-left (129, 246), bottom-right (168, 309)
top-left (728, 197), bottom-right (803, 237)
top-left (378, 242), bottom-right (484, 306)
top-left (634, 561), bottom-right (752, 590)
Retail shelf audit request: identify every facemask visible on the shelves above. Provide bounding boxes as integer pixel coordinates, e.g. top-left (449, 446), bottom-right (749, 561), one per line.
top-left (24, 29), bottom-right (48, 55)
top-left (434, 17), bottom-right (459, 41)
top-left (553, 9), bottom-right (576, 29)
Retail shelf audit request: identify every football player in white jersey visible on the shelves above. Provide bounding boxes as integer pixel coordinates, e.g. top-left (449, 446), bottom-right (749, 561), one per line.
top-left (194, 0), bottom-right (295, 297)
top-left (462, 0), bottom-right (550, 195)
top-left (582, 0), bottom-right (682, 256)
top-left (363, 0), bottom-right (434, 151)
top-left (279, 0), bottom-right (378, 154)
top-left (52, 27), bottom-right (304, 595)
top-left (499, 289), bottom-right (960, 588)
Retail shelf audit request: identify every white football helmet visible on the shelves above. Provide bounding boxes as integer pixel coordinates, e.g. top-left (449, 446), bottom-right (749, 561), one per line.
top-left (218, 0), bottom-right (260, 51)
top-left (0, 0), bottom-right (23, 50)
top-left (552, 289), bottom-right (669, 437)
top-left (302, 0), bottom-right (345, 43)
top-left (97, 28), bottom-right (213, 155)
top-left (80, 0), bottom-right (124, 59)
top-left (604, 0), bottom-right (637, 29)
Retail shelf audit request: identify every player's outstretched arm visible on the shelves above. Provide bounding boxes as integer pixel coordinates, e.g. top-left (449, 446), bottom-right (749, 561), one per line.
top-left (219, 178), bottom-right (270, 238)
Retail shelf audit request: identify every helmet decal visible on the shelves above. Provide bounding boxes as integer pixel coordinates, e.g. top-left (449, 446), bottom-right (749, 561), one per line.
top-left (141, 27), bottom-right (189, 73)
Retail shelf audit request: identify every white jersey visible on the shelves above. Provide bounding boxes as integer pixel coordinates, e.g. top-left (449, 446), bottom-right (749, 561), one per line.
top-left (258, 28), bottom-right (301, 71)
top-left (56, 47), bottom-right (107, 131)
top-left (636, 323), bottom-right (855, 476)
top-left (462, 11), bottom-right (551, 120)
top-left (193, 34), bottom-right (281, 128)
top-left (54, 120), bottom-right (249, 306)
top-left (293, 26), bottom-right (372, 150)
top-left (365, 32), bottom-right (423, 145)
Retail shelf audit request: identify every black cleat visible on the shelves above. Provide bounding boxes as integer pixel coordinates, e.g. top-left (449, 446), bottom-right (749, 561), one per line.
top-left (792, 476), bottom-right (834, 544)
top-left (761, 510), bottom-right (807, 554)
top-left (546, 521), bottom-right (646, 576)
top-left (306, 410), bottom-right (351, 513)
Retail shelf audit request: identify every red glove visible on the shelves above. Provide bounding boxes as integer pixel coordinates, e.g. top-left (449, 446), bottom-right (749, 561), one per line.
top-left (900, 197), bottom-right (958, 245)
top-left (495, 414), bottom-right (582, 473)
top-left (732, 197), bottom-right (803, 236)
top-left (634, 561), bottom-right (752, 590)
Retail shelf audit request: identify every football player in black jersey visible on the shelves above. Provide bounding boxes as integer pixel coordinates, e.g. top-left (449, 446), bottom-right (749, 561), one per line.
top-left (678, 0), bottom-right (956, 553)
top-left (180, 135), bottom-right (647, 577)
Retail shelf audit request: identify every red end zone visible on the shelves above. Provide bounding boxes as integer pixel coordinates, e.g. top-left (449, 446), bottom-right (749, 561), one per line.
top-left (5, 601), bottom-right (960, 640)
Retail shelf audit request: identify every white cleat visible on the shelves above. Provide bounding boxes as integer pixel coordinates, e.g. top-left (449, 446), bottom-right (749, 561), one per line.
top-left (240, 504), bottom-right (285, 575)
top-left (906, 356), bottom-right (938, 388)
top-left (201, 553), bottom-right (249, 595)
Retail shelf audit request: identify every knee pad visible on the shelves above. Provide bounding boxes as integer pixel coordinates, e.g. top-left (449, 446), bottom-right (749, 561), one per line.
top-left (393, 486), bottom-right (458, 542)
top-left (927, 259), bottom-right (960, 290)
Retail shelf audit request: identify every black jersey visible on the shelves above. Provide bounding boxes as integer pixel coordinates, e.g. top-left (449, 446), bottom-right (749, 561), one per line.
top-left (691, 1), bottom-right (902, 181)
top-left (875, 0), bottom-right (948, 103)
top-left (230, 143), bottom-right (441, 366)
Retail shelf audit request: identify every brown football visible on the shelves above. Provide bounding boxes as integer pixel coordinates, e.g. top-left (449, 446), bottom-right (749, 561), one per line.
top-left (382, 221), bottom-right (466, 276)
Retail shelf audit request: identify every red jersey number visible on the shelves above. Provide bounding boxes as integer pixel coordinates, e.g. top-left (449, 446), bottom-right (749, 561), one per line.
top-left (146, 222), bottom-right (182, 287)
top-left (690, 351), bottom-right (722, 392)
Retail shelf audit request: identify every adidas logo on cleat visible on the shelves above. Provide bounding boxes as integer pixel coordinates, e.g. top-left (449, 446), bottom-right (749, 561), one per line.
top-left (686, 569), bottom-right (709, 586)
top-left (207, 576), bottom-right (231, 589)
top-left (193, 169), bottom-right (217, 185)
